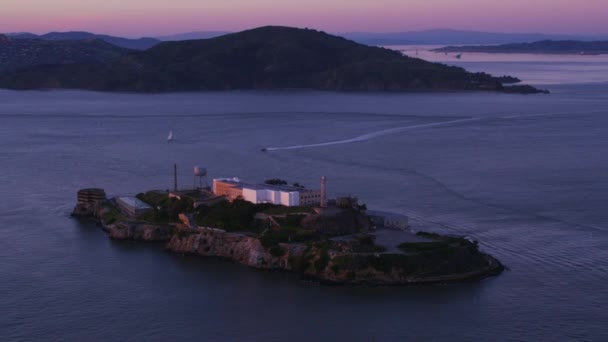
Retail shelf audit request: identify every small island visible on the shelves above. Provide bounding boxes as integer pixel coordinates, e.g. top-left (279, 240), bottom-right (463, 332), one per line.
top-left (434, 40), bottom-right (608, 55)
top-left (72, 176), bottom-right (503, 286)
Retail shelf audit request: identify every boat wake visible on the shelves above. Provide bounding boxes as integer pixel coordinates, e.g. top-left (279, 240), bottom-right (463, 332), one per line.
top-left (263, 117), bottom-right (481, 151)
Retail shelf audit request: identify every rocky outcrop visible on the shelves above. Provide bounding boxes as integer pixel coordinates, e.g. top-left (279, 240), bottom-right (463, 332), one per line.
top-left (104, 222), bottom-right (174, 242)
top-left (319, 250), bottom-right (503, 285)
top-left (72, 188), bottom-right (107, 218)
top-left (166, 227), bottom-right (503, 285)
top-left (168, 227), bottom-right (306, 269)
top-left (72, 202), bottom-right (98, 217)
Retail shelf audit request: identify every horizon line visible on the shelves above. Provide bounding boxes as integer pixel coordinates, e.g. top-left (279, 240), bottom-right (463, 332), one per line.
top-left (3, 26), bottom-right (608, 40)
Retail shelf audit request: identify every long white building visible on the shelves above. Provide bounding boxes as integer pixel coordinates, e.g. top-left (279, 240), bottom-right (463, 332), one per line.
top-left (243, 185), bottom-right (301, 206)
top-left (213, 178), bottom-right (322, 207)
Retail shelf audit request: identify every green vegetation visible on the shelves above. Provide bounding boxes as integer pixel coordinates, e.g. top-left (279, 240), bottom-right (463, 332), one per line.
top-left (264, 179), bottom-right (288, 186)
top-left (0, 36), bottom-right (131, 72)
top-left (140, 209), bottom-right (170, 224)
top-left (332, 253), bottom-right (450, 276)
top-left (136, 191), bottom-right (194, 223)
top-left (288, 256), bottom-right (311, 273)
top-left (352, 234), bottom-right (387, 253)
top-left (314, 248), bottom-right (331, 273)
top-left (269, 245), bottom-right (286, 257)
top-left (135, 193), bottom-right (321, 246)
top-left (404, 233), bottom-right (479, 255)
top-left (103, 207), bottom-right (123, 225)
top-left (260, 227), bottom-right (321, 248)
top-left (329, 232), bottom-right (487, 277)
top-left (262, 206), bottom-right (315, 215)
top-left (274, 214), bottom-right (306, 229)
top-left (195, 199), bottom-right (262, 232)
top-left (398, 242), bottom-right (453, 253)
top-left (415, 231), bottom-right (442, 239)
top-left (0, 26), bottom-right (543, 94)
top-left (136, 191), bottom-right (169, 207)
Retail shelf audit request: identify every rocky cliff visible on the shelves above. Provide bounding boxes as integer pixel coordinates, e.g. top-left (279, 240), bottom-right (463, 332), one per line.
top-left (168, 227), bottom-right (304, 269)
top-left (73, 189), bottom-right (503, 285)
top-left (166, 226), bottom-right (503, 285)
top-left (103, 222), bottom-right (174, 242)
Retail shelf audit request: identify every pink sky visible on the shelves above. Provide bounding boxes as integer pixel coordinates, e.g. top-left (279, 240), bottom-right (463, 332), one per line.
top-left (1, 0), bottom-right (607, 36)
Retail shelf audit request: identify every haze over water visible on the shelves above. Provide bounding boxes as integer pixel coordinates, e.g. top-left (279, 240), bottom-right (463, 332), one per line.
top-left (1, 52), bottom-right (608, 341)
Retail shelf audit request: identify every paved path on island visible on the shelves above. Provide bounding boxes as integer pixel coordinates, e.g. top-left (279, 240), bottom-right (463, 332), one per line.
top-left (373, 228), bottom-right (432, 253)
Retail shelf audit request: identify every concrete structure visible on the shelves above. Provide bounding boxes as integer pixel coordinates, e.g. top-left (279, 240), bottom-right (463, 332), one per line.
top-left (213, 178), bottom-right (244, 201)
top-left (367, 210), bottom-right (409, 230)
top-left (77, 188), bottom-right (106, 205)
top-left (116, 197), bottom-right (152, 217)
top-left (300, 190), bottom-right (322, 206)
top-left (384, 213), bottom-right (409, 230)
top-left (320, 176), bottom-right (327, 207)
top-left (212, 178), bottom-right (322, 207)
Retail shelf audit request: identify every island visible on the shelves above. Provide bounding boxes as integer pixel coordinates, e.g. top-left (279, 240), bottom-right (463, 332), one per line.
top-left (434, 40), bottom-right (608, 55)
top-left (0, 34), bottom-right (131, 72)
top-left (0, 26), bottom-right (546, 94)
top-left (72, 177), bottom-right (503, 286)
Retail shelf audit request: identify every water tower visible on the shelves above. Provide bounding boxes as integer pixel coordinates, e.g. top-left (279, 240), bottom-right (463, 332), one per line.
top-left (193, 165), bottom-right (208, 189)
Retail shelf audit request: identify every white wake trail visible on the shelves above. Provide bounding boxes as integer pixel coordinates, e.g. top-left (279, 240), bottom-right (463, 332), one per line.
top-left (264, 117), bottom-right (481, 151)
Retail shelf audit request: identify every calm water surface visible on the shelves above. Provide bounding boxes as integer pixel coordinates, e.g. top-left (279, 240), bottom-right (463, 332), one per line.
top-left (1, 55), bottom-right (608, 341)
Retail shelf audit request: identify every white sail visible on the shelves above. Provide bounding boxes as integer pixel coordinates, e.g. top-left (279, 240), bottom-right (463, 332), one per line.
top-left (167, 130), bottom-right (174, 142)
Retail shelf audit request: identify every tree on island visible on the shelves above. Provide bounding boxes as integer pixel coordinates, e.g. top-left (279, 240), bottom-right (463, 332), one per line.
top-left (265, 179), bottom-right (288, 186)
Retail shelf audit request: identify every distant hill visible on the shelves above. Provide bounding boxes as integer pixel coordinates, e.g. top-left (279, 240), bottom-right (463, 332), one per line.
top-left (155, 31), bottom-right (230, 41)
top-left (435, 40), bottom-right (608, 55)
top-left (342, 29), bottom-right (608, 46)
top-left (0, 35), bottom-right (132, 72)
top-left (8, 31), bottom-right (160, 50)
top-left (0, 26), bottom-right (546, 94)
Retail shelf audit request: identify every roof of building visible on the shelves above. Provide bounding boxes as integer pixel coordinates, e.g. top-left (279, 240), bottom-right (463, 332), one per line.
top-left (214, 178), bottom-right (319, 193)
top-left (117, 197), bottom-right (152, 210)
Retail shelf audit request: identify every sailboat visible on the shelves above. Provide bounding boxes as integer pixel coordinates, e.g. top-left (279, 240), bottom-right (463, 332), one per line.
top-left (167, 130), bottom-right (174, 142)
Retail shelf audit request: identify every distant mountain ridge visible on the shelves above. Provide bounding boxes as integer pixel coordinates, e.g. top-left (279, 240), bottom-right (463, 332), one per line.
top-left (0, 26), bottom-right (545, 94)
top-left (7, 31), bottom-right (160, 50)
top-left (341, 29), bottom-right (608, 46)
top-left (6, 28), bottom-right (607, 48)
top-left (435, 40), bottom-right (608, 55)
top-left (155, 31), bottom-right (230, 41)
top-left (0, 35), bottom-right (132, 72)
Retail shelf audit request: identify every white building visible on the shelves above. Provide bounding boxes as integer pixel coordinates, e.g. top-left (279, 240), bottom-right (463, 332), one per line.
top-left (213, 178), bottom-right (321, 207)
top-left (242, 186), bottom-right (300, 206)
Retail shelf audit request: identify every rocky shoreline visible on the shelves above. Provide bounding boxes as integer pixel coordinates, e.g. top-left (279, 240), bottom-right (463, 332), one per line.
top-left (73, 192), bottom-right (504, 286)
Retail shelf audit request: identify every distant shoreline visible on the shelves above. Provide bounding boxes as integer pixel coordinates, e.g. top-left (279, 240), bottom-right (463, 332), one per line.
top-left (434, 40), bottom-right (608, 55)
